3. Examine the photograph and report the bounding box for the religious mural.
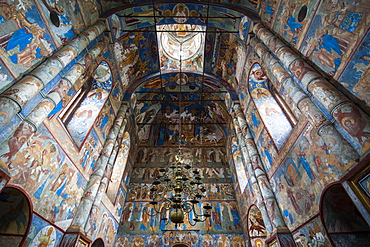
[270,124,355,229]
[25,214,63,247]
[299,0,370,77]
[292,216,331,247]
[65,61,113,147]
[0,1,369,247]
[247,205,267,240]
[273,1,317,47]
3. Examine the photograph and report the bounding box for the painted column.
[0,38,108,172]
[232,117,273,233]
[0,21,106,131]
[249,37,359,166]
[69,105,128,232]
[234,104,287,231]
[253,23,370,154]
[84,126,128,233]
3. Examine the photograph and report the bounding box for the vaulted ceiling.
[104,2,258,147]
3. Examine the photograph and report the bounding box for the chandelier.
[144,37,212,228]
[144,150,212,227]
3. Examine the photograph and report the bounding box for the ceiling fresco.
[106,3,253,147]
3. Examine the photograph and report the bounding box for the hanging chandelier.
[144,150,212,227]
[144,36,212,228]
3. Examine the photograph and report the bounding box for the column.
[69,105,128,232]
[0,21,106,132]
[249,37,359,166]
[0,37,108,173]
[84,128,128,233]
[253,23,370,155]
[232,117,273,234]
[234,104,287,229]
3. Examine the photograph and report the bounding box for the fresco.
[106,132,131,202]
[134,147,228,167]
[128,183,234,201]
[299,0,370,77]
[114,27,159,88]
[256,129,277,173]
[273,1,319,47]
[95,209,119,246]
[0,62,14,94]
[110,81,123,113]
[211,33,247,88]
[248,205,267,239]
[65,61,113,147]
[270,125,350,229]
[292,216,331,247]
[94,101,115,143]
[231,137,248,193]
[337,31,370,108]
[114,233,245,247]
[157,24,205,72]
[76,0,100,27]
[0,0,56,80]
[135,92,228,147]
[259,0,278,26]
[2,124,87,231]
[37,0,85,47]
[26,218,63,247]
[249,63,292,149]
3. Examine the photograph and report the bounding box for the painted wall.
[117,147,245,246]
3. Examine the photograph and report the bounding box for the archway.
[321,184,370,245]
[172,244,190,247]
[0,187,31,246]
[91,238,105,247]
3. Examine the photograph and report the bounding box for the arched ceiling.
[104,2,257,147]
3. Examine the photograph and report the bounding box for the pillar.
[249,37,359,166]
[232,117,273,234]
[69,106,128,232]
[0,37,108,173]
[0,21,106,132]
[234,103,296,245]
[253,23,370,155]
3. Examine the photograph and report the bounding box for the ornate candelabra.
[144,150,212,228]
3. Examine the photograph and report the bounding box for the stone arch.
[171,244,190,247]
[321,183,370,246]
[0,187,32,246]
[91,238,105,247]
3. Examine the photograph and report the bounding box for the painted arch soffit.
[109,3,252,90]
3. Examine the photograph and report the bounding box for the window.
[62,61,113,147]
[231,137,248,193]
[249,63,293,149]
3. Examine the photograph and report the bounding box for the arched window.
[249,63,293,149]
[106,132,131,203]
[0,187,31,246]
[62,61,113,147]
[231,137,248,193]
